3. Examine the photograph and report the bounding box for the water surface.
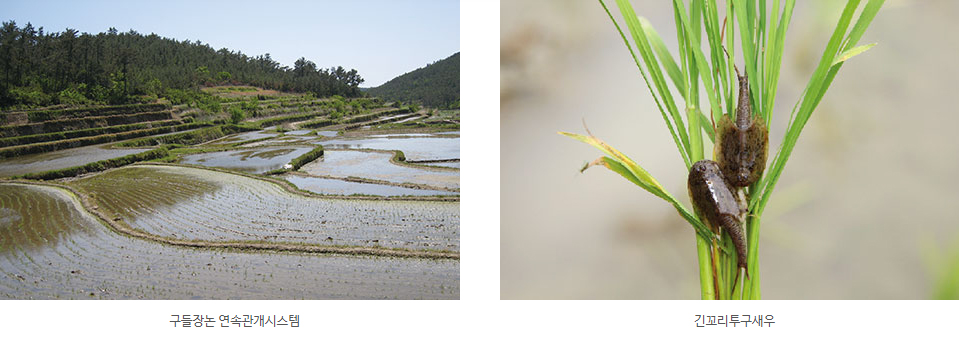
[0,143,149,177]
[283,174,457,196]
[180,146,313,173]
[300,150,459,189]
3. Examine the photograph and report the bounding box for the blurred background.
[501,0,959,299]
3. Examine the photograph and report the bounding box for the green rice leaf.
[831,43,876,66]
[671,0,724,132]
[560,131,713,239]
[600,0,691,168]
[641,17,687,100]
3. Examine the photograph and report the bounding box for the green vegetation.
[115,124,257,147]
[289,145,324,171]
[253,109,329,128]
[21,102,170,122]
[0,22,365,109]
[344,108,411,124]
[1,110,174,137]
[0,122,210,158]
[204,86,259,93]
[300,119,336,129]
[228,105,245,124]
[563,0,882,299]
[16,146,170,180]
[0,118,186,147]
[367,52,459,109]
[299,107,409,129]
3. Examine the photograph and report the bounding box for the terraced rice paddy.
[180,146,314,173]
[0,94,461,299]
[0,143,149,177]
[283,174,457,197]
[73,165,460,251]
[285,130,314,136]
[424,161,460,169]
[0,183,458,299]
[204,130,276,145]
[299,150,459,190]
[317,134,460,161]
[241,136,318,147]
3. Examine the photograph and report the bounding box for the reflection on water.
[300,150,459,189]
[240,135,317,147]
[424,161,460,169]
[73,166,223,219]
[285,130,313,136]
[0,184,94,255]
[317,134,459,161]
[205,130,275,145]
[180,146,313,173]
[0,181,458,299]
[0,143,149,177]
[79,165,459,250]
[283,174,457,196]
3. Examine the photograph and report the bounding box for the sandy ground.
[501,0,959,299]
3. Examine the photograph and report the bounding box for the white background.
[3,1,956,336]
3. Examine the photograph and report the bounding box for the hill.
[0,21,364,109]
[367,52,459,109]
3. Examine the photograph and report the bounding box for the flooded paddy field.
[283,174,457,197]
[299,150,459,190]
[284,130,314,136]
[422,161,460,169]
[0,143,149,177]
[72,165,460,252]
[203,129,276,145]
[317,134,460,162]
[179,146,314,173]
[0,96,460,299]
[0,183,458,300]
[241,135,318,147]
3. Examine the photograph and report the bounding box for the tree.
[367,52,459,108]
[229,105,244,124]
[0,21,368,109]
[215,71,231,84]
[194,66,210,88]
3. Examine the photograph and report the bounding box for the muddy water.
[282,174,457,196]
[317,134,459,161]
[300,150,459,189]
[0,184,96,255]
[0,143,149,177]
[180,146,314,173]
[0,183,458,299]
[73,165,459,252]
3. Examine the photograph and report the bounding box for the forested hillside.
[367,52,459,108]
[0,21,364,109]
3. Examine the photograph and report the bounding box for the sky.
[1,0,460,87]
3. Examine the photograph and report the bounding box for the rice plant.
[560,0,883,299]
